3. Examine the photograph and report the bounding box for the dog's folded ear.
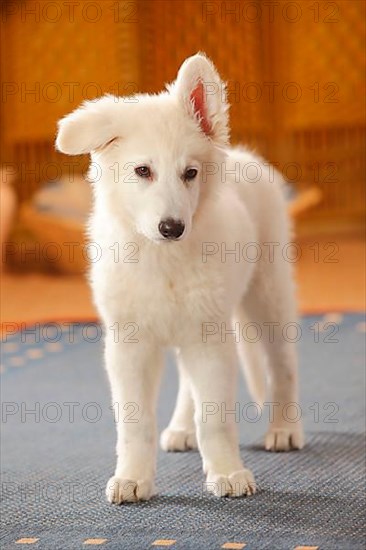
[56,95,118,155]
[172,53,229,145]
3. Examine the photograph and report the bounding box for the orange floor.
[1,234,365,326]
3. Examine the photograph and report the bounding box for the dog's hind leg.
[241,259,304,452]
[160,353,198,452]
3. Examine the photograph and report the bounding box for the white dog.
[56,54,304,503]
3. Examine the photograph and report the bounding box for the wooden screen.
[1,0,365,227]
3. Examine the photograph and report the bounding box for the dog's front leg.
[180,340,256,497]
[104,332,163,504]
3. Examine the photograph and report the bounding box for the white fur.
[56,54,304,503]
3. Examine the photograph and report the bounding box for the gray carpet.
[1,314,365,549]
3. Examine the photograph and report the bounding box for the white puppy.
[56,54,304,503]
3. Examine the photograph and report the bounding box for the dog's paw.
[265,427,304,452]
[205,468,256,497]
[160,428,198,452]
[106,475,154,504]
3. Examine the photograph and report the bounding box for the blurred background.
[1,0,365,324]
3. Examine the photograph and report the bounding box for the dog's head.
[56,54,229,242]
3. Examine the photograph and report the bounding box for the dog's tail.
[236,314,267,407]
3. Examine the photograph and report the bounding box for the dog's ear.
[56,95,118,155]
[172,53,229,145]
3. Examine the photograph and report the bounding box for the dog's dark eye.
[135,166,151,178]
[184,168,198,181]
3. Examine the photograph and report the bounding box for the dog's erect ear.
[172,53,229,145]
[56,95,118,155]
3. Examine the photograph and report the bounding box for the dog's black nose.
[158,218,185,240]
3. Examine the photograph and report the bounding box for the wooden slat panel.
[1,0,364,224]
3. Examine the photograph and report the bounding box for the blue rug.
[1,314,365,549]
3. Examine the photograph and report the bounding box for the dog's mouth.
[154,235,185,244]
[146,232,188,245]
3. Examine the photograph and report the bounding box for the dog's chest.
[101,251,223,311]
[91,244,247,343]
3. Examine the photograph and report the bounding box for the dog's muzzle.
[158,218,185,240]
